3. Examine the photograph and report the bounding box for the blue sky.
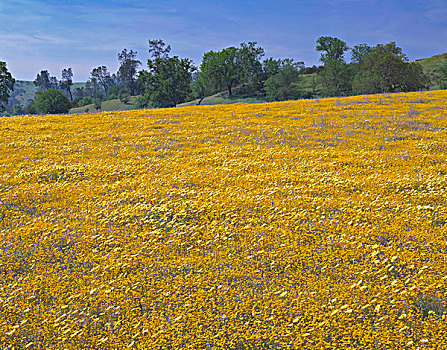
[0,0,446,81]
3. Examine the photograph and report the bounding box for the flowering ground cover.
[1,90,447,349]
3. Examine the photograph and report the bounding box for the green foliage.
[318,58,353,96]
[437,62,447,89]
[316,36,349,63]
[118,49,141,96]
[413,294,446,320]
[24,100,37,114]
[139,56,195,107]
[91,66,112,94]
[316,37,352,96]
[60,68,73,100]
[188,73,209,104]
[415,53,447,89]
[69,95,139,113]
[120,93,130,104]
[138,41,196,108]
[34,70,58,90]
[0,61,15,112]
[201,47,242,96]
[351,44,373,64]
[94,98,102,110]
[12,104,25,115]
[34,88,71,114]
[107,84,125,100]
[77,96,94,107]
[352,42,428,94]
[264,60,303,101]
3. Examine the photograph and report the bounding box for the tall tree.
[118,49,141,96]
[316,36,349,62]
[238,42,265,88]
[0,61,15,112]
[91,66,112,94]
[200,47,243,96]
[85,77,103,99]
[138,39,196,107]
[34,70,58,90]
[60,68,73,100]
[189,72,210,105]
[316,36,352,96]
[200,43,266,96]
[148,39,171,59]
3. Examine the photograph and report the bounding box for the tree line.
[1,36,447,115]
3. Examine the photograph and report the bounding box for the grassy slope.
[69,95,140,114]
[415,53,447,89]
[179,74,322,107]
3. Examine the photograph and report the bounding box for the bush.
[94,98,101,110]
[34,89,71,114]
[77,97,94,107]
[120,93,130,104]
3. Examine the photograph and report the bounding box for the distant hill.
[415,53,447,89]
[7,81,86,109]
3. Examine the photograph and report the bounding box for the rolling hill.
[415,52,447,89]
[7,81,85,109]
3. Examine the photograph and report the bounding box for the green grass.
[69,95,140,114]
[177,92,267,107]
[415,53,447,89]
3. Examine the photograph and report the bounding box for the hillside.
[1,90,447,347]
[7,81,85,109]
[415,52,447,89]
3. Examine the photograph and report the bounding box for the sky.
[0,0,446,81]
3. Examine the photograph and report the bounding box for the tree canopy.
[316,36,352,96]
[118,49,141,96]
[264,59,303,101]
[0,61,15,112]
[34,70,58,90]
[138,39,196,108]
[34,88,71,114]
[352,42,428,94]
[60,68,73,100]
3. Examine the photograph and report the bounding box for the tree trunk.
[228,85,232,96]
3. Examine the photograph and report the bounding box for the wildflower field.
[1,90,447,349]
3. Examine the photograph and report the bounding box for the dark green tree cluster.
[316,36,428,96]
[436,62,447,89]
[0,61,15,112]
[137,40,196,108]
[3,36,440,116]
[195,42,309,102]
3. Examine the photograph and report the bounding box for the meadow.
[1,90,447,349]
